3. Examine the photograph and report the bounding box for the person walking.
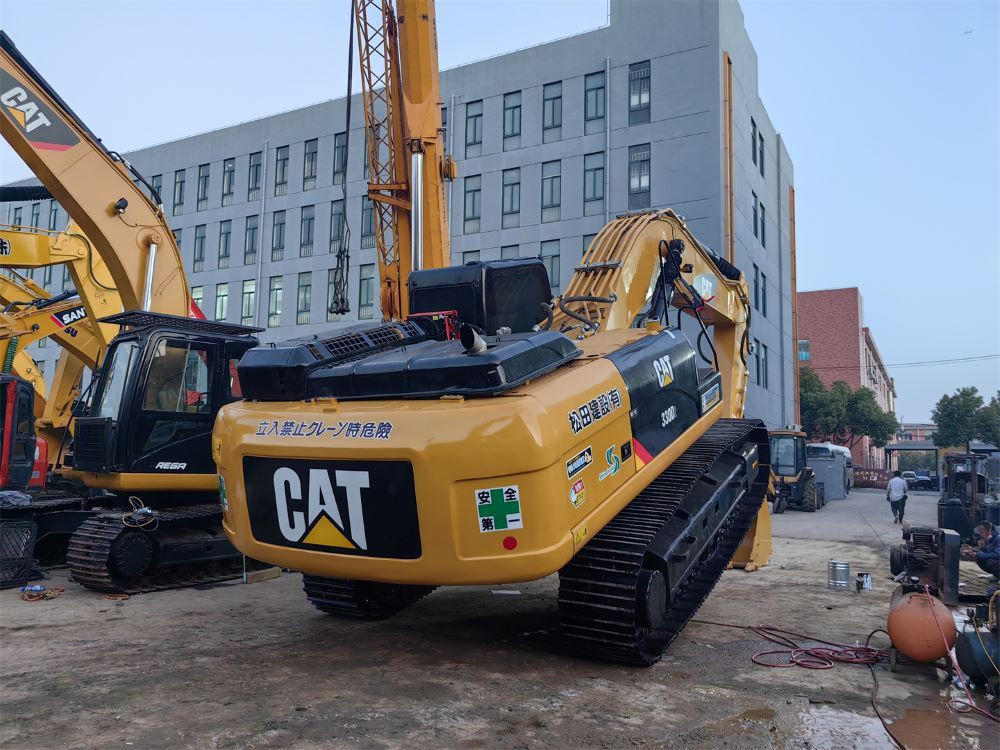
[886,470,908,524]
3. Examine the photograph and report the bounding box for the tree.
[799,367,898,447]
[932,387,985,452]
[978,391,1000,448]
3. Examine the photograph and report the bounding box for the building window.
[761,272,768,317]
[762,343,769,389]
[37,361,45,377]
[300,205,315,257]
[760,203,766,248]
[215,283,228,322]
[542,81,562,143]
[751,118,758,165]
[296,272,311,325]
[628,60,651,125]
[268,276,283,327]
[752,192,759,238]
[503,91,521,151]
[797,340,811,362]
[628,144,651,209]
[150,175,163,206]
[752,264,760,311]
[441,106,448,147]
[248,152,262,201]
[333,132,347,185]
[191,286,203,312]
[62,266,72,291]
[196,164,210,210]
[271,210,286,261]
[274,145,289,196]
[218,219,232,269]
[462,250,480,265]
[42,265,52,289]
[363,128,374,180]
[241,279,256,326]
[584,72,606,135]
[501,245,519,260]
[540,240,560,294]
[173,229,181,252]
[541,160,561,223]
[244,215,258,266]
[583,234,597,253]
[222,158,235,206]
[465,100,483,158]
[330,199,345,252]
[753,338,761,386]
[47,200,59,230]
[758,133,765,178]
[501,169,520,229]
[173,169,185,215]
[302,139,318,190]
[30,203,40,228]
[583,152,605,216]
[358,263,375,320]
[361,197,375,249]
[10,206,21,228]
[193,225,206,273]
[464,175,481,234]
[38,334,46,349]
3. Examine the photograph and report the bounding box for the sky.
[1,0,997,422]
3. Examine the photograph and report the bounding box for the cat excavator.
[211,0,772,665]
[1,29,259,589]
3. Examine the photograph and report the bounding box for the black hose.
[535,302,554,331]
[557,294,617,333]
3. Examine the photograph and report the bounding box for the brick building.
[797,287,896,469]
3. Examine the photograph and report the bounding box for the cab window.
[143,341,212,413]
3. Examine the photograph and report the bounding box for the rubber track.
[302,574,436,619]
[66,504,251,594]
[557,418,768,665]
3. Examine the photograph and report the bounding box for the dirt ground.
[1,489,996,749]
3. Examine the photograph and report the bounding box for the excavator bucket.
[729,502,772,571]
[728,474,775,571]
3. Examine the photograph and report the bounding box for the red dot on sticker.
[502,536,518,550]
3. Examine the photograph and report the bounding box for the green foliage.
[932,387,986,450]
[798,366,899,448]
[979,392,1000,448]
[897,450,936,473]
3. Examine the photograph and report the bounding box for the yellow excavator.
[212,0,772,665]
[1,29,259,590]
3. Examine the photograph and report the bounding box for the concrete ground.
[1,489,996,749]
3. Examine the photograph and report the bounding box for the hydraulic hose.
[2,337,19,373]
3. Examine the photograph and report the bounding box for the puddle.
[887,708,957,750]
[793,706,889,749]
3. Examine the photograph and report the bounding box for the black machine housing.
[0,375,36,492]
[889,524,961,605]
[239,259,577,402]
[73,313,259,484]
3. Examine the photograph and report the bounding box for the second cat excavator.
[1,29,260,590]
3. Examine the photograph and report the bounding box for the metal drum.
[827,560,850,589]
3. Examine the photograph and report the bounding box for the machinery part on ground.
[889,525,961,605]
[65,504,251,594]
[558,419,768,664]
[954,629,1000,690]
[0,518,38,588]
[303,574,436,619]
[887,588,956,662]
[939,453,1000,543]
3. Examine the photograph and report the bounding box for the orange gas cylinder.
[887,590,956,662]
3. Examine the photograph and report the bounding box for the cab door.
[127,336,219,476]
[0,378,36,491]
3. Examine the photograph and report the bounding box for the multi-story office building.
[2,0,796,428]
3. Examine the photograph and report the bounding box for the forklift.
[939,453,1000,543]
[769,427,822,513]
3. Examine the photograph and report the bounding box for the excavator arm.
[1,30,189,315]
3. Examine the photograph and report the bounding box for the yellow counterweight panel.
[216,328,724,585]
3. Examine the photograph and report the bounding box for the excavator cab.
[73,313,259,493]
[0,375,36,492]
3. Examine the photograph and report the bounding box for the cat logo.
[1,70,80,150]
[273,467,370,550]
[652,354,674,388]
